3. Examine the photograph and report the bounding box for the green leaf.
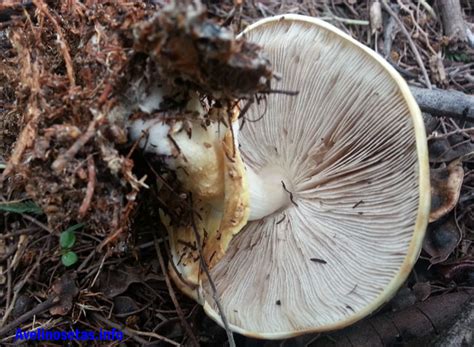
[61,251,78,267]
[60,230,76,249]
[59,223,84,249]
[446,52,469,63]
[0,201,43,215]
[63,223,85,234]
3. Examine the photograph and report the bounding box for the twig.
[0,2,34,24]
[76,248,96,272]
[396,0,436,55]
[21,214,53,234]
[51,113,105,173]
[154,237,199,347]
[382,4,398,58]
[417,0,437,20]
[281,180,298,207]
[91,312,180,346]
[188,194,236,347]
[78,156,96,218]
[409,86,474,120]
[381,0,432,89]
[0,296,57,337]
[320,15,369,26]
[114,303,151,318]
[428,127,474,140]
[89,252,107,289]
[5,259,12,315]
[1,247,44,327]
[0,227,38,239]
[32,0,75,88]
[0,31,41,181]
[129,328,183,346]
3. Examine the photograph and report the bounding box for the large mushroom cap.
[201,15,430,338]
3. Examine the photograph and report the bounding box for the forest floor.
[0,1,473,346]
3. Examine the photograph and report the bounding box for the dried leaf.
[113,296,140,316]
[312,292,473,346]
[390,286,417,311]
[413,282,431,302]
[429,135,474,163]
[96,267,144,298]
[437,257,474,283]
[423,217,461,264]
[49,273,79,316]
[429,160,464,222]
[12,294,34,318]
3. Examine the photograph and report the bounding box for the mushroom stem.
[246,166,291,221]
[129,117,290,220]
[128,117,226,202]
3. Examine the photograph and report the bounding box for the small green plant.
[446,52,470,63]
[59,223,84,267]
[0,200,43,215]
[61,251,79,267]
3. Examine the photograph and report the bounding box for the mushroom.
[196,15,430,338]
[130,14,430,338]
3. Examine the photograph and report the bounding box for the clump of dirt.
[133,1,273,100]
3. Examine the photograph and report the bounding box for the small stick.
[91,312,180,346]
[320,15,369,26]
[276,214,286,225]
[78,156,96,218]
[0,227,38,239]
[154,237,200,347]
[428,127,474,140]
[21,215,53,234]
[33,0,75,88]
[52,114,105,172]
[281,181,299,207]
[76,248,96,272]
[1,248,44,327]
[0,296,58,337]
[381,0,432,89]
[259,89,299,95]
